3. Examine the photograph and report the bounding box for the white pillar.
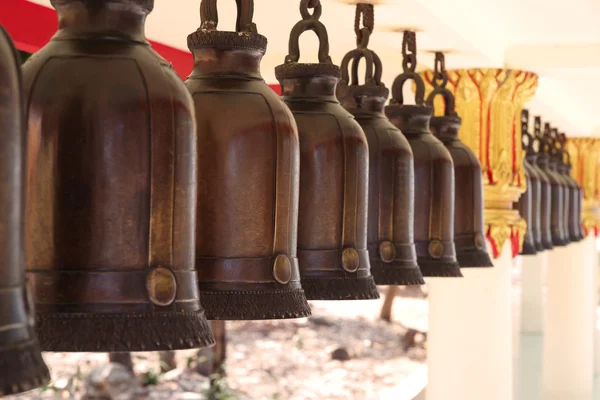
[542,236,595,400]
[594,238,600,377]
[516,253,547,400]
[427,242,513,400]
[519,253,546,333]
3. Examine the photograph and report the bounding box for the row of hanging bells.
[518,111,584,256]
[0,0,502,379]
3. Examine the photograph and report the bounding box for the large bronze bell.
[0,26,50,395]
[550,128,572,246]
[22,0,214,351]
[336,5,423,286]
[276,0,379,300]
[186,0,311,319]
[557,133,585,241]
[427,53,493,267]
[532,117,554,250]
[542,124,569,246]
[385,34,461,277]
[518,110,540,254]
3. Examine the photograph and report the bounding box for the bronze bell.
[385,33,461,277]
[336,5,423,286]
[556,133,583,242]
[532,117,554,250]
[518,110,540,254]
[186,0,311,319]
[547,125,571,246]
[557,133,585,241]
[275,0,379,300]
[22,0,214,351]
[537,122,568,246]
[0,26,50,395]
[550,127,571,246]
[427,53,493,267]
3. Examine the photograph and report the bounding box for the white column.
[519,253,546,333]
[516,252,547,400]
[594,238,600,377]
[427,242,513,400]
[542,236,595,400]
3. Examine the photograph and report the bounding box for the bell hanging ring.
[23,0,214,351]
[427,53,494,267]
[0,26,50,395]
[385,37,462,277]
[275,0,379,299]
[337,4,423,285]
[187,0,310,319]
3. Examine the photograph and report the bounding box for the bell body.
[544,158,569,246]
[385,105,462,277]
[524,156,544,252]
[560,164,583,242]
[186,30,310,319]
[22,0,213,351]
[275,63,379,300]
[337,84,423,285]
[430,115,494,267]
[0,26,50,394]
[532,155,554,250]
[517,162,538,254]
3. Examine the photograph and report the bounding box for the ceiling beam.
[506,43,600,70]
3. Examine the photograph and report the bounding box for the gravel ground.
[7,290,428,400]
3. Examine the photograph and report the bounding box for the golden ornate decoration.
[421,69,538,257]
[565,138,600,236]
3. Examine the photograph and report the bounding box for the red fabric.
[269,84,282,95]
[486,226,500,259]
[511,229,519,258]
[1,0,284,92]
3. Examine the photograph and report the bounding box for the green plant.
[205,373,236,400]
[141,370,160,386]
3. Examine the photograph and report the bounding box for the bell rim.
[0,339,50,396]
[456,248,495,268]
[199,288,311,320]
[301,276,380,301]
[35,310,214,352]
[370,261,425,286]
[417,258,463,278]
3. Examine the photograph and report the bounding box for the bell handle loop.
[340,48,379,86]
[351,49,383,86]
[285,18,332,64]
[425,87,456,117]
[200,0,256,33]
[390,72,425,106]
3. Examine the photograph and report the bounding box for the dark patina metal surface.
[540,124,569,246]
[276,0,379,299]
[385,34,461,277]
[337,5,423,285]
[186,0,310,319]
[518,111,540,254]
[0,25,50,395]
[427,53,493,267]
[22,0,213,351]
[531,117,554,250]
